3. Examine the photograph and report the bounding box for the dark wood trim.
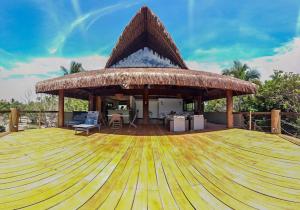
[58,89,64,127]
[195,95,204,114]
[143,85,149,124]
[226,90,233,128]
[88,95,95,111]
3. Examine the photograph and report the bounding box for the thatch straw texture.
[105,6,188,69]
[36,68,256,94]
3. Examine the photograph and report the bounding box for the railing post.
[226,90,233,128]
[271,109,281,134]
[9,108,19,132]
[249,111,252,130]
[38,111,41,128]
[58,90,65,128]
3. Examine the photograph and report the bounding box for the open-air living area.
[0,3,300,210]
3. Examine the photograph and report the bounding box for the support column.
[226,90,233,128]
[271,109,281,134]
[9,108,19,132]
[143,85,149,124]
[195,95,204,114]
[58,89,64,127]
[129,96,134,110]
[95,96,102,112]
[88,95,95,111]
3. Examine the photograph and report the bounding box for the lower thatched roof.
[36,68,256,99]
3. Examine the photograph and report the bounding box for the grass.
[0,128,299,209]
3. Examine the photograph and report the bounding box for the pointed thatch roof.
[105,6,188,69]
[35,6,257,100]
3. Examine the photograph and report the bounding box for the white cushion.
[192,115,204,130]
[173,116,185,132]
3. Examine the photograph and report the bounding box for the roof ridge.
[105,6,188,69]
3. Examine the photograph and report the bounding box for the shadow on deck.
[73,122,227,136]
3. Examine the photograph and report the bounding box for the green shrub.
[0,125,5,132]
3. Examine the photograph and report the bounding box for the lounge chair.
[66,112,87,128]
[73,111,100,135]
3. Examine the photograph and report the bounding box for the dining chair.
[109,114,122,129]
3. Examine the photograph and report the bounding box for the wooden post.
[143,85,149,124]
[95,96,102,112]
[236,113,243,128]
[195,95,204,114]
[38,111,41,128]
[58,89,64,128]
[88,95,95,111]
[271,109,281,134]
[129,96,135,110]
[249,111,252,130]
[226,90,233,128]
[9,108,19,132]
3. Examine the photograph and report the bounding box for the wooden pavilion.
[36,6,256,128]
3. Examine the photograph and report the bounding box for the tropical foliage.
[206,61,299,113]
[222,60,261,84]
[60,61,85,75]
[0,96,87,112]
[0,61,299,114]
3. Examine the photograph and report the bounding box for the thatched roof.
[36,68,256,100]
[105,6,188,69]
[35,6,257,100]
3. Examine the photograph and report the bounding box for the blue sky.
[0,0,300,100]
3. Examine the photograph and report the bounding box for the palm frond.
[70,61,85,74]
[222,68,232,76]
[60,66,69,75]
[246,69,261,81]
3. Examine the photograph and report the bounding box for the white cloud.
[0,55,108,79]
[0,55,108,101]
[238,25,273,41]
[1,37,300,101]
[186,60,222,74]
[49,2,139,54]
[245,37,300,81]
[188,37,300,81]
[296,9,300,36]
[0,77,41,102]
[187,0,195,35]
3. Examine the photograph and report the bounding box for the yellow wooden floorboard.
[151,136,181,210]
[0,128,299,209]
[0,141,122,209]
[115,140,143,210]
[177,135,300,199]
[0,138,118,199]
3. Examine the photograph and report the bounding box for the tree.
[254,70,300,112]
[222,60,261,83]
[222,61,261,111]
[205,99,226,112]
[59,61,88,111]
[65,98,88,112]
[61,61,85,75]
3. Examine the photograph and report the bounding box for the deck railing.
[0,109,299,138]
[0,110,59,131]
[237,111,300,138]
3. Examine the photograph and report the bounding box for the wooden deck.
[0,127,299,209]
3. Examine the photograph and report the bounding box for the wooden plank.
[0,127,299,209]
